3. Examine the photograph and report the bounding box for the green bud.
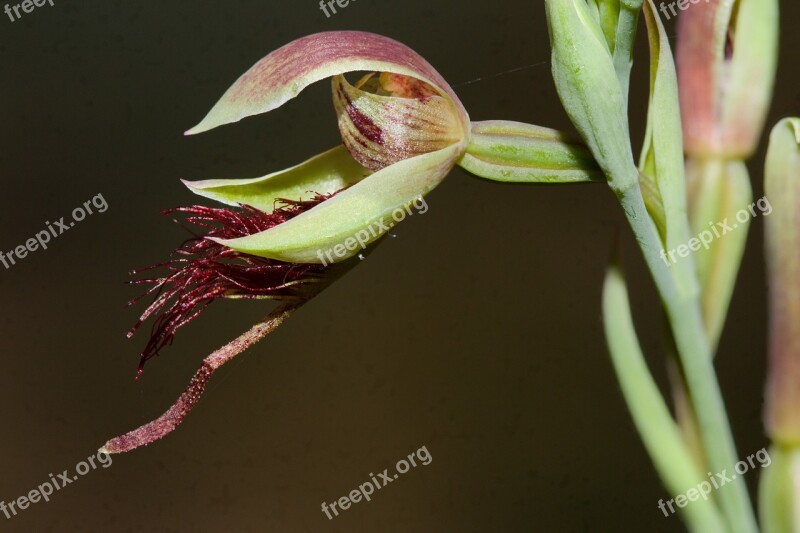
[764,118,800,444]
[545,0,639,194]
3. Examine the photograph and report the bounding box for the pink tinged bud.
[764,118,800,444]
[677,0,778,158]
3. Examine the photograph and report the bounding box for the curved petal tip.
[185,31,467,135]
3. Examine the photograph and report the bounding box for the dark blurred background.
[0,0,797,531]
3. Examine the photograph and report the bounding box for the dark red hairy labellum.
[128,196,330,376]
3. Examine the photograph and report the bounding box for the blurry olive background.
[0,1,797,531]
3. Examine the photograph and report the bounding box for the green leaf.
[611,0,643,99]
[640,0,697,299]
[603,265,726,533]
[598,0,621,53]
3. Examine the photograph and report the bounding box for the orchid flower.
[101,31,599,454]
[179,32,475,265]
[180,32,599,264]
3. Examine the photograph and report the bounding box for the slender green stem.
[614,178,758,533]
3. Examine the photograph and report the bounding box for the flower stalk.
[458,120,603,183]
[671,0,778,505]
[546,0,757,529]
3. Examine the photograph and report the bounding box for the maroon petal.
[128,197,331,375]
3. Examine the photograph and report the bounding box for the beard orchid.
[101,31,599,454]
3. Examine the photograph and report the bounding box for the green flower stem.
[615,178,758,533]
[603,265,726,532]
[543,1,755,527]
